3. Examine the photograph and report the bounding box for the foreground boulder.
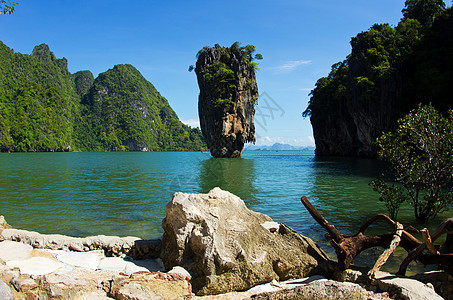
[161,188,329,295]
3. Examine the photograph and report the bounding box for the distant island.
[194,43,261,158]
[0,42,206,152]
[244,143,315,151]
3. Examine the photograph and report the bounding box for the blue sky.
[1,0,408,146]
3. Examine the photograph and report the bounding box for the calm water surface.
[0,151,449,273]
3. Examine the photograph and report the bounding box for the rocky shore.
[0,188,451,299]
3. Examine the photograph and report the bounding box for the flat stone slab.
[0,240,168,278]
[123,259,166,274]
[52,250,104,270]
[0,241,32,261]
[6,257,64,276]
[97,257,128,272]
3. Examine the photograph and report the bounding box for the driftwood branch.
[368,222,403,279]
[301,196,453,275]
[301,196,393,270]
[421,228,439,255]
[397,218,453,275]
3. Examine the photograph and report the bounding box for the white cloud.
[181,118,200,128]
[275,60,312,72]
[307,136,315,145]
[300,87,313,92]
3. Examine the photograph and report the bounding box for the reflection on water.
[197,157,258,209]
[306,156,387,235]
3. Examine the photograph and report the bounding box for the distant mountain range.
[0,42,206,152]
[244,143,315,151]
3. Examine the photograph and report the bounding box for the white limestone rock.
[161,187,329,295]
[0,241,32,261]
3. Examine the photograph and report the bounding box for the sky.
[0,0,408,146]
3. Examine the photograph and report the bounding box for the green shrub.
[372,104,453,221]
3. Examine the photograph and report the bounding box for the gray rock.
[168,266,191,280]
[411,271,453,300]
[109,272,192,300]
[20,278,38,292]
[0,279,12,300]
[52,249,104,270]
[0,216,11,231]
[247,280,383,300]
[371,271,443,300]
[161,188,329,295]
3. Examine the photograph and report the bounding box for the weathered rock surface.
[108,272,192,300]
[161,187,329,295]
[371,271,443,300]
[332,267,445,300]
[246,279,387,300]
[0,261,190,300]
[0,211,450,299]
[0,238,188,299]
[31,43,68,70]
[307,11,453,158]
[195,44,258,158]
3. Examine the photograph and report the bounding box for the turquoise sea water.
[0,151,449,273]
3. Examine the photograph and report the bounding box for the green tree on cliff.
[192,42,262,107]
[0,0,17,15]
[371,104,453,221]
[402,0,446,26]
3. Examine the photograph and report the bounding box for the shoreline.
[1,215,451,299]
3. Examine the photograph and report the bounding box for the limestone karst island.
[194,43,261,158]
[0,0,452,299]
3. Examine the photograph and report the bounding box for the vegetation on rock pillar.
[370,104,453,222]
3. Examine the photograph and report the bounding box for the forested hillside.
[0,42,206,152]
[304,0,453,157]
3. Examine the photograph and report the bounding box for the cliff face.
[195,44,258,158]
[311,36,403,158]
[306,9,453,157]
